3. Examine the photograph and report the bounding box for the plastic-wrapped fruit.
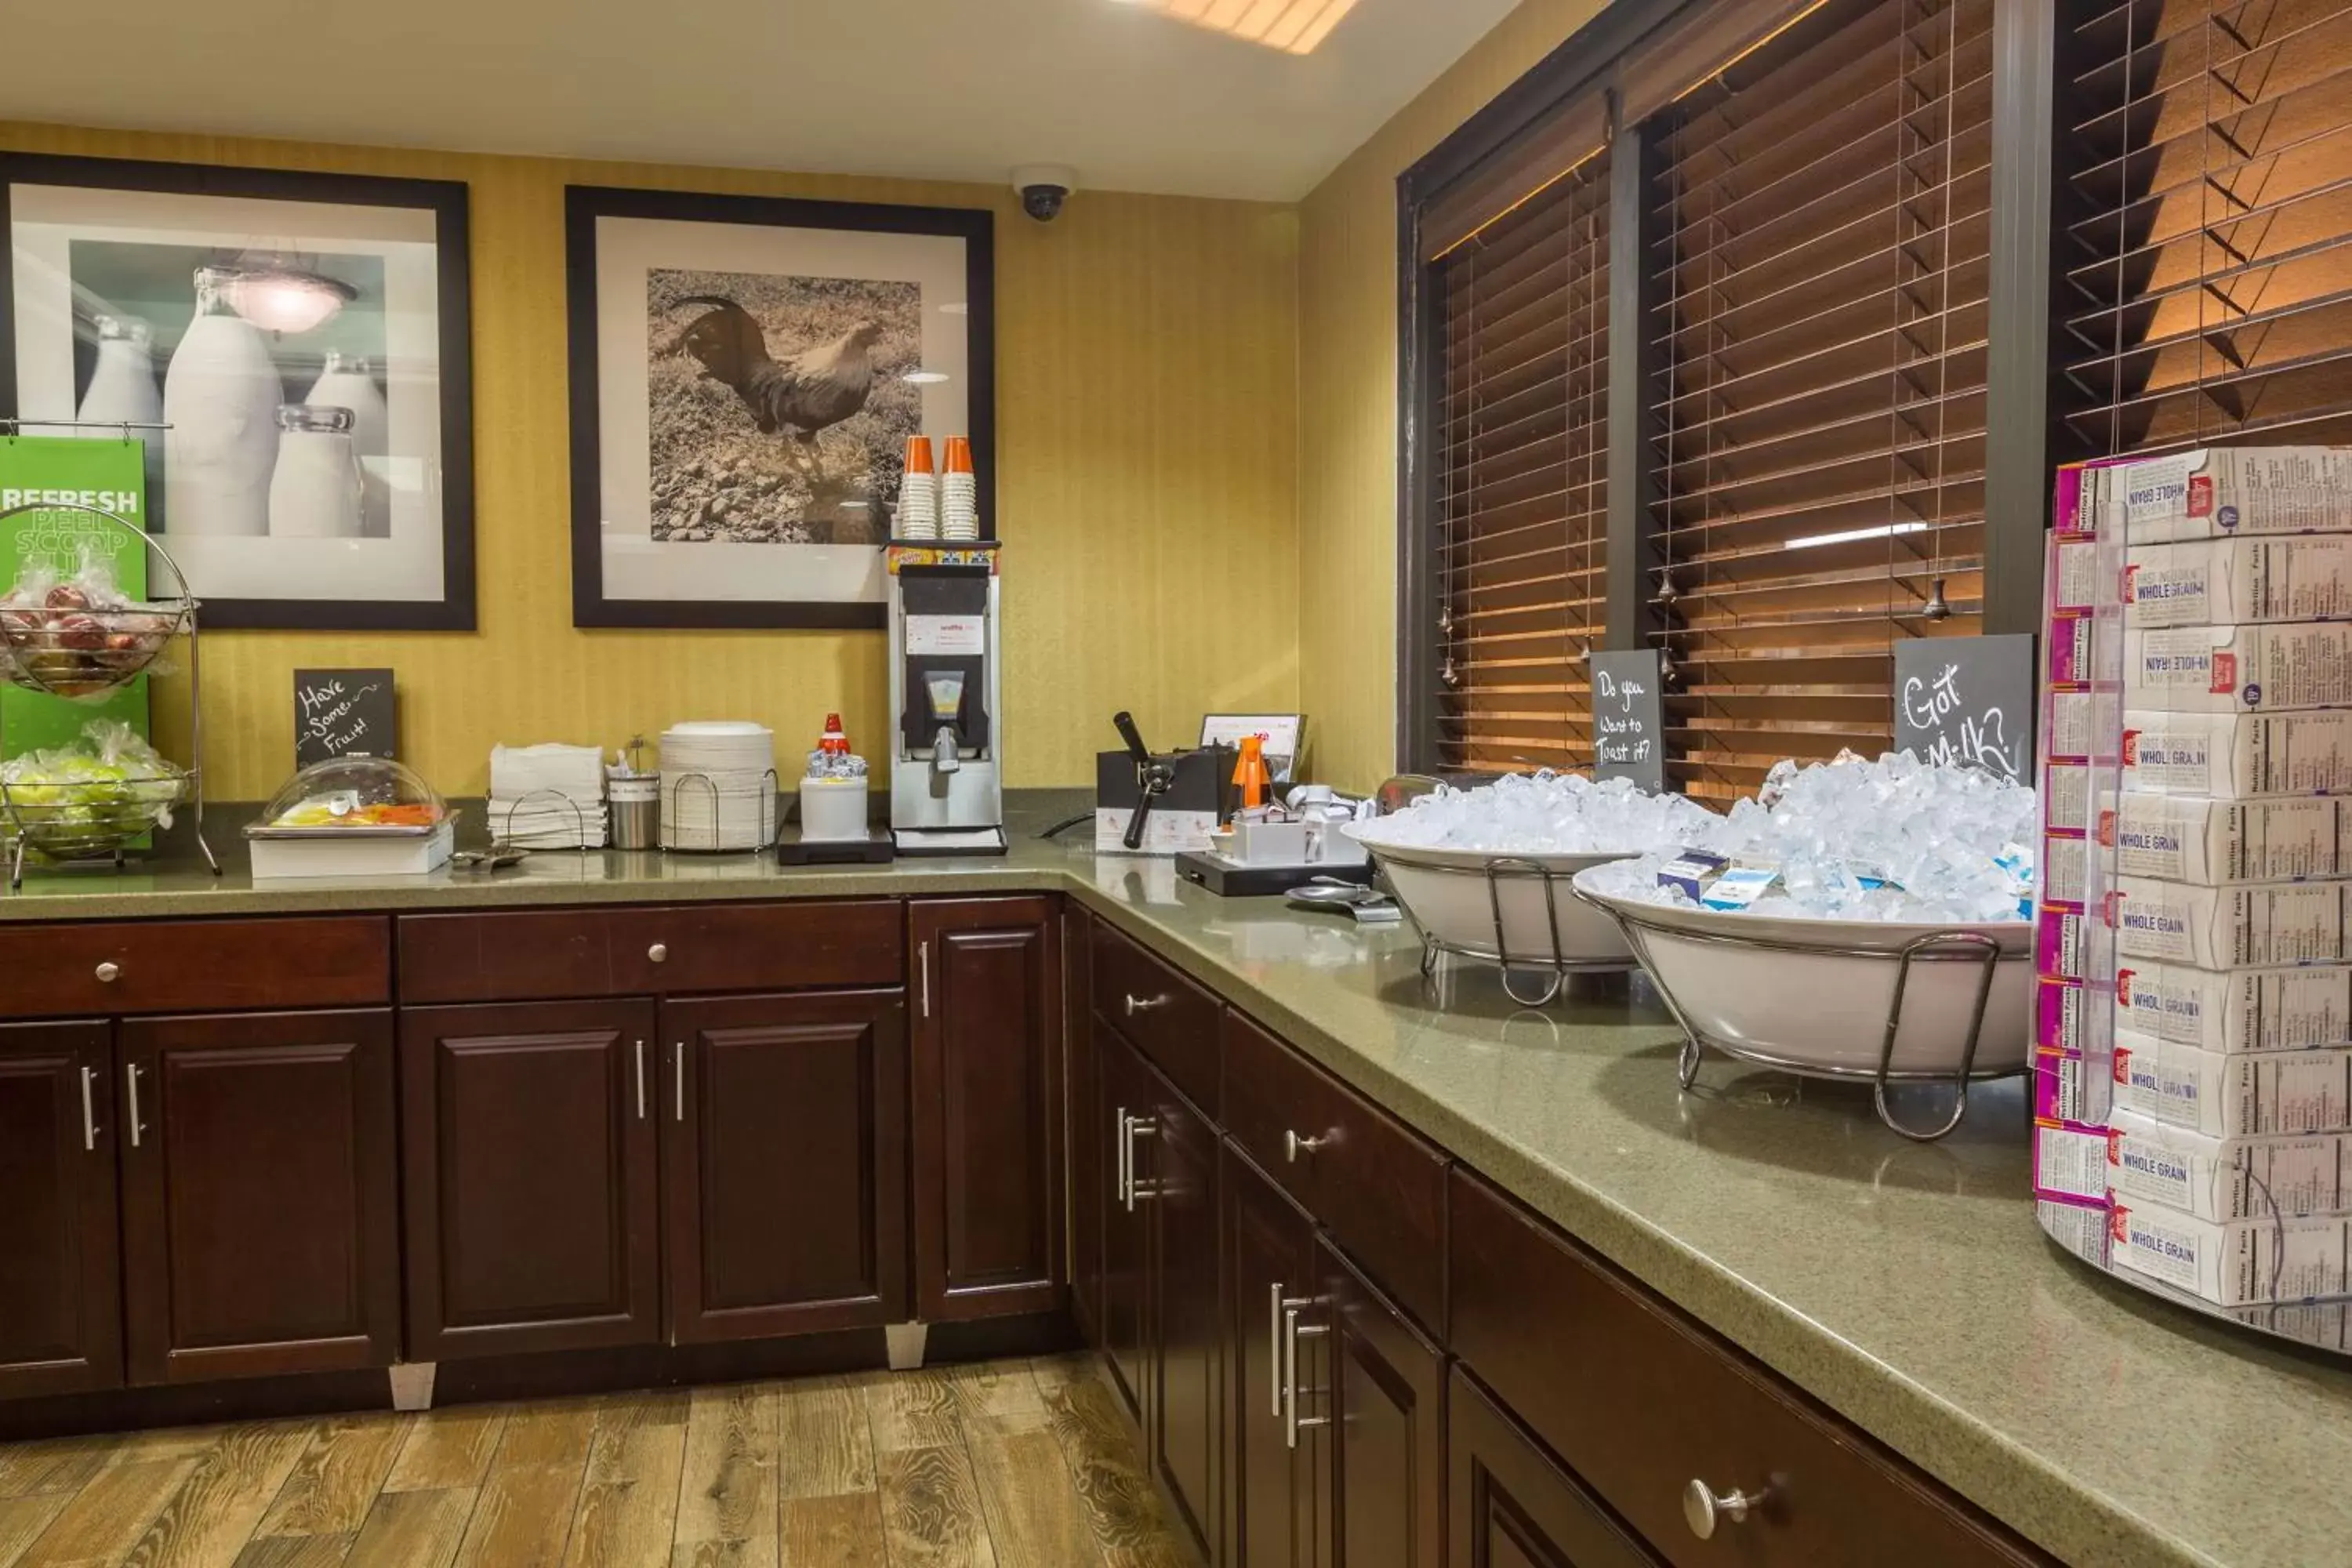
[43,584,89,612]
[96,631,150,670]
[51,614,105,652]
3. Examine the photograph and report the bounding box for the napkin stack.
[488,743,608,848]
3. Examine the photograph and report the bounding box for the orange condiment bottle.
[1233,734,1271,811]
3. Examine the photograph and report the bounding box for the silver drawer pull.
[125,1062,145,1148]
[1283,1305,1331,1450]
[1682,1479,1762,1539]
[1123,993,1169,1017]
[79,1065,98,1152]
[1284,1129,1329,1163]
[1122,1114,1158,1210]
[648,942,668,964]
[94,960,120,983]
[633,1040,647,1120]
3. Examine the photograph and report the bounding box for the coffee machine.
[887,542,1006,855]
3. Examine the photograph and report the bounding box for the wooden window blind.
[1430,144,1612,775]
[1646,0,1995,800]
[2060,0,2352,456]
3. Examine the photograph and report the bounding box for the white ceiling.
[0,0,1521,201]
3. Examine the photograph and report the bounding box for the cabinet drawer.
[1449,1171,2045,1568]
[1091,921,1218,1115]
[397,901,904,1003]
[0,916,389,1018]
[1225,1009,1447,1334]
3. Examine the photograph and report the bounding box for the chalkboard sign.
[1893,635,2032,782]
[1590,649,1666,793]
[294,669,397,769]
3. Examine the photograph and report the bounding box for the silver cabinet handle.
[1283,1304,1330,1450]
[1123,993,1169,1017]
[1269,1283,1287,1416]
[79,1065,97,1152]
[674,1044,685,1121]
[94,960,120,983]
[1114,1105,1130,1205]
[919,940,931,1018]
[1122,1114,1158,1210]
[1284,1129,1330,1163]
[633,1040,647,1120]
[1682,1480,1762,1539]
[648,942,668,964]
[124,1062,144,1149]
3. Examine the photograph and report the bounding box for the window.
[1428,147,1612,775]
[1646,0,1995,800]
[2059,0,2352,458]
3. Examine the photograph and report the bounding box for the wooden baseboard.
[0,1311,1080,1441]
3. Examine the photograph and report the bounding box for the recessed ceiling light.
[1116,0,1361,55]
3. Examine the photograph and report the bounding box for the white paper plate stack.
[659,721,777,851]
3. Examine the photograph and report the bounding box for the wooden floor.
[0,1356,1195,1568]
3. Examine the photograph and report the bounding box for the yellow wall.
[1298,0,1608,792]
[0,122,1301,799]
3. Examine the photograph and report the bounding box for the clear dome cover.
[253,753,446,833]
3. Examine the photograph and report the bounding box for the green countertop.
[7,800,2347,1567]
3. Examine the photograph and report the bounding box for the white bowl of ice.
[1344,774,1714,971]
[1565,753,2038,1080]
[1570,863,2033,1077]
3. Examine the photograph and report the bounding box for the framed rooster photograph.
[564,185,993,628]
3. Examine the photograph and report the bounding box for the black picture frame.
[564,183,996,630]
[0,151,476,631]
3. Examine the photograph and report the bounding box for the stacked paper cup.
[898,436,938,540]
[942,436,979,541]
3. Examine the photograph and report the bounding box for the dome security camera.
[1012,165,1078,223]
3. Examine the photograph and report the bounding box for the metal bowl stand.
[1593,899,2017,1142]
[1396,854,1638,1007]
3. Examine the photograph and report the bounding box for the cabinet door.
[911,897,1062,1322]
[121,1011,399,1385]
[1067,905,1103,1343]
[1449,1369,1660,1568]
[0,1022,120,1399]
[664,990,909,1342]
[1324,1237,1445,1568]
[1099,1020,1153,1424]
[1149,1065,1223,1563]
[401,1000,660,1360]
[1225,1143,1319,1568]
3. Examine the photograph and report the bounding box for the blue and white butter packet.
[1657,849,1730,901]
[1700,866,1780,911]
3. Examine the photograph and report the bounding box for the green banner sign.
[0,433,151,758]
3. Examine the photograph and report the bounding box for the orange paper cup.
[943,435,975,474]
[903,435,936,476]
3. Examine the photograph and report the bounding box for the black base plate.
[776,829,895,866]
[1173,852,1375,898]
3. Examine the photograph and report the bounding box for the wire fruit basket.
[0,499,216,887]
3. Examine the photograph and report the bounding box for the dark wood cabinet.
[1099,1018,1155,1424]
[400,1000,660,1360]
[1450,1368,1661,1568]
[1225,1142,1323,1568]
[1149,1064,1225,1563]
[1323,1236,1444,1568]
[0,1022,120,1400]
[911,898,1062,1322]
[1067,905,1103,1342]
[119,1011,400,1385]
[663,989,909,1341]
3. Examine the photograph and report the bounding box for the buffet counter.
[2,799,2346,1568]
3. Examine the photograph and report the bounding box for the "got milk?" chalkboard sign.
[1893,635,2031,782]
[294,669,397,769]
[1589,649,1665,793]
